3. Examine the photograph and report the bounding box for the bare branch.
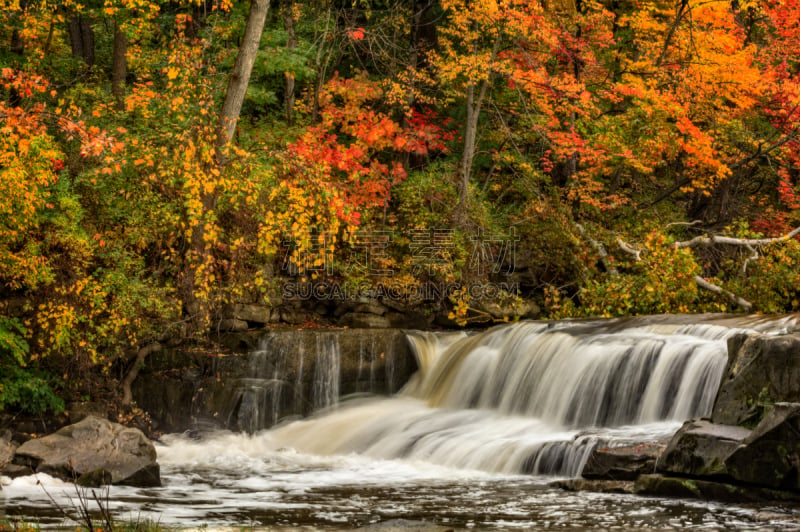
[694,276,753,312]
[616,238,642,261]
[575,224,619,275]
[741,244,759,275]
[673,226,800,249]
[665,220,702,229]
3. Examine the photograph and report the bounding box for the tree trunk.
[459,80,479,207]
[656,0,689,68]
[311,6,334,123]
[111,22,127,111]
[282,2,297,125]
[182,0,270,334]
[121,343,162,406]
[216,0,270,156]
[67,15,95,66]
[456,32,501,223]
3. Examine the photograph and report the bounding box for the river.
[3,315,800,529]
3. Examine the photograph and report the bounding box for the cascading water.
[266,316,795,477]
[312,333,341,410]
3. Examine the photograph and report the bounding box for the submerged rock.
[552,478,634,494]
[355,520,455,532]
[657,419,750,478]
[12,416,160,487]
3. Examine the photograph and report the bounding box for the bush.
[0,316,64,415]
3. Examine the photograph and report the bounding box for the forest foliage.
[2,0,800,414]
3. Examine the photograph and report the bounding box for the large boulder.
[725,402,800,490]
[582,442,665,481]
[12,416,160,487]
[657,419,751,478]
[712,333,800,427]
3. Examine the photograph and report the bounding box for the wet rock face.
[649,403,800,496]
[656,419,751,478]
[582,442,666,481]
[712,333,800,427]
[633,473,800,504]
[133,328,418,433]
[725,402,800,490]
[11,416,160,487]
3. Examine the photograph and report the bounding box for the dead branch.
[616,238,642,261]
[665,220,702,229]
[694,276,753,312]
[575,224,619,275]
[741,244,759,275]
[674,226,800,249]
[616,230,756,311]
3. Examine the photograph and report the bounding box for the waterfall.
[312,333,341,410]
[268,315,798,476]
[407,321,729,428]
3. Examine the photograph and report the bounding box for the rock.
[353,301,388,316]
[634,473,800,503]
[386,311,433,329]
[223,303,274,324]
[217,318,249,332]
[551,478,634,494]
[1,429,17,469]
[1,463,32,478]
[12,416,160,487]
[712,333,800,427]
[339,312,392,328]
[279,307,307,325]
[657,419,750,478]
[634,474,722,501]
[76,468,113,487]
[725,402,800,490]
[355,520,454,532]
[582,442,665,480]
[472,295,540,321]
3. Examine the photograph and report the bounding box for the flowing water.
[3,315,800,529]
